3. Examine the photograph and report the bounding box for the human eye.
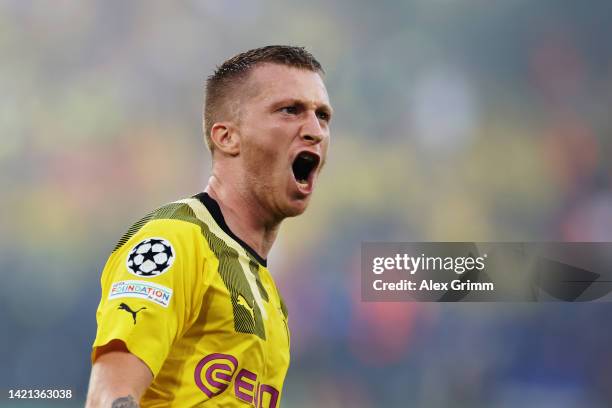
[279,105,298,115]
[316,110,331,122]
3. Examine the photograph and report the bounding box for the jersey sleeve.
[92,218,208,376]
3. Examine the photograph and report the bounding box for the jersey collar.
[194,192,268,267]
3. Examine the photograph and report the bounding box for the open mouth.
[292,151,320,186]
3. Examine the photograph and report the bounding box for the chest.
[196,249,291,374]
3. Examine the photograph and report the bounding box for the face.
[236,63,332,221]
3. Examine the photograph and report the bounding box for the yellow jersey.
[92,192,290,407]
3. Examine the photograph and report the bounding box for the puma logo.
[118,302,146,324]
[237,294,255,322]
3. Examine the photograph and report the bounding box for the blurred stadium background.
[2,1,612,407]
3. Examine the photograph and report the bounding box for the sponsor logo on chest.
[194,353,280,408]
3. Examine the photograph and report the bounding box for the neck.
[204,173,280,260]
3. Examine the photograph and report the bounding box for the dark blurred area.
[1,1,612,406]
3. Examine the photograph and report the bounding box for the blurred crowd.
[1,1,612,406]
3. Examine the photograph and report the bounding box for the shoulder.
[101,197,219,286]
[113,197,213,254]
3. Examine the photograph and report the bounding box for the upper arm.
[86,340,153,408]
[91,218,208,376]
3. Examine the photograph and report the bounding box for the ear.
[210,122,240,156]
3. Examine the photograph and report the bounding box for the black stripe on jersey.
[194,192,267,267]
[250,259,269,302]
[280,296,289,320]
[198,219,267,340]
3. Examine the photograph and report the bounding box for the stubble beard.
[245,167,309,225]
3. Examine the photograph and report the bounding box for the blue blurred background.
[2,1,612,407]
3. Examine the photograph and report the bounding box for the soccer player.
[85,45,332,408]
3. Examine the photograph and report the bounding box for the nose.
[300,111,326,144]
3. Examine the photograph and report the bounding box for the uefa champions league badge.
[126,237,175,277]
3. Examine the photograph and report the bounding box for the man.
[86,45,332,407]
